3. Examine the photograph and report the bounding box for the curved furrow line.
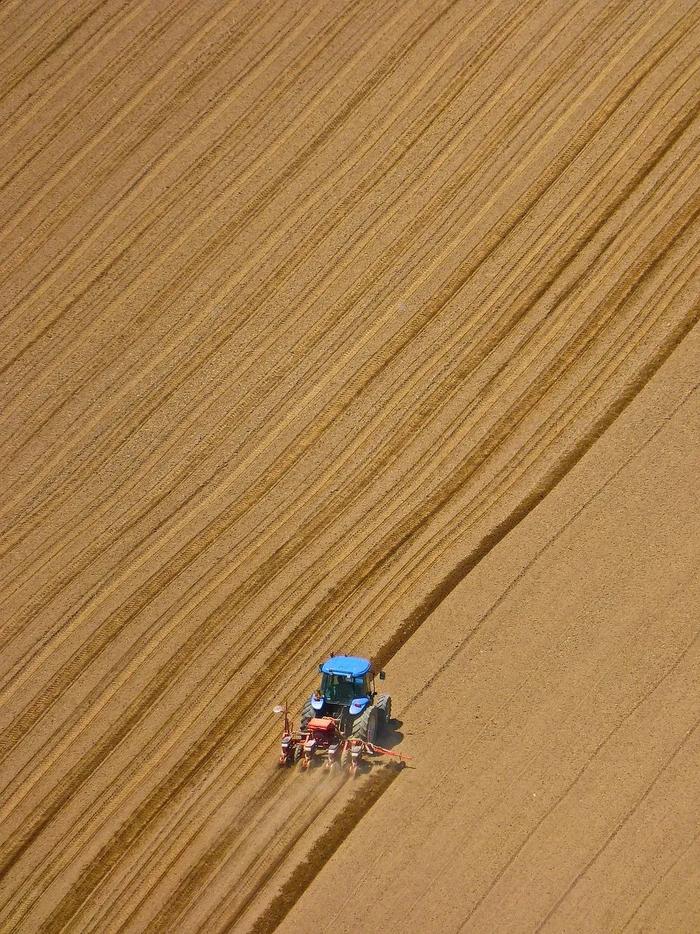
[0,230,656,888]
[358,132,700,577]
[0,0,576,592]
[0,0,668,520]
[0,0,576,572]
[2,0,696,892]
[143,780,343,934]
[5,316,692,934]
[245,127,700,628]
[79,750,333,934]
[2,630,332,931]
[234,199,696,732]
[139,767,316,934]
[4,0,628,446]
[17,80,688,620]
[0,7,460,540]
[0,0,468,512]
[137,744,370,934]
[0,709,294,929]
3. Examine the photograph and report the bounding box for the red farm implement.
[274,705,409,777]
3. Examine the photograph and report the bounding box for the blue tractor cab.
[318,656,372,715]
[301,654,391,742]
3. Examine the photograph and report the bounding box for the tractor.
[299,654,391,743]
[275,655,407,776]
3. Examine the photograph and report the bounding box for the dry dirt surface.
[0,1,698,932]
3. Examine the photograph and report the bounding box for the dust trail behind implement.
[0,1,698,931]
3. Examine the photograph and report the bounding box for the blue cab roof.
[320,655,371,677]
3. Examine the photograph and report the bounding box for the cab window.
[321,674,370,702]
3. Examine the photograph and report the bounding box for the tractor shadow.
[380,718,404,750]
[360,719,410,776]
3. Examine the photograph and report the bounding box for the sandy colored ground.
[0,1,698,931]
[277,325,700,934]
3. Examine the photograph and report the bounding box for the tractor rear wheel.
[374,694,392,734]
[299,698,314,733]
[351,706,379,744]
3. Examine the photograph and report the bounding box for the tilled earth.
[0,1,698,931]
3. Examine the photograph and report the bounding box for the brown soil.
[0,1,698,932]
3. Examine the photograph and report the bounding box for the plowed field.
[1,1,698,932]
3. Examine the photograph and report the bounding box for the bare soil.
[0,1,698,931]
